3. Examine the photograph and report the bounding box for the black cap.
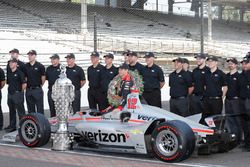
[206,55,218,62]
[144,52,155,58]
[50,54,60,59]
[90,51,100,57]
[104,53,114,59]
[182,58,189,64]
[27,50,37,55]
[65,53,75,59]
[122,49,131,56]
[172,57,184,63]
[9,58,18,63]
[246,52,250,57]
[241,57,250,63]
[127,51,138,57]
[9,48,19,54]
[119,63,129,70]
[226,58,238,64]
[194,53,207,59]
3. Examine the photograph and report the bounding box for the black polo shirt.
[192,66,210,96]
[101,65,118,92]
[6,60,26,79]
[204,68,227,97]
[87,63,105,89]
[239,70,250,99]
[169,70,193,98]
[226,71,240,99]
[66,64,85,91]
[46,64,61,91]
[129,62,145,76]
[143,64,165,91]
[25,61,45,88]
[7,69,26,94]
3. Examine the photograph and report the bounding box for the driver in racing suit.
[102,63,134,113]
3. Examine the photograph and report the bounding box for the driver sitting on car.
[102,63,135,113]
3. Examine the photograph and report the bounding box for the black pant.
[0,91,3,128]
[190,95,204,115]
[142,89,162,108]
[72,90,81,114]
[239,99,250,148]
[199,97,223,125]
[7,92,25,128]
[47,91,56,117]
[170,97,188,117]
[26,87,44,114]
[88,88,108,111]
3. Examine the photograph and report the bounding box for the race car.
[15,92,240,162]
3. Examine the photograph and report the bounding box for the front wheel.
[18,113,51,147]
[151,120,195,162]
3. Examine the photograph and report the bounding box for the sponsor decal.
[137,114,157,121]
[130,129,143,135]
[82,130,127,143]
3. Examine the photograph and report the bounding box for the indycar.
[15,92,240,162]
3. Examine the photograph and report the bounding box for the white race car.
[8,92,240,162]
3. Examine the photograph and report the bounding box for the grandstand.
[0,0,249,69]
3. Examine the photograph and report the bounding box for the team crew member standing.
[142,52,165,108]
[191,53,209,115]
[45,54,61,117]
[225,58,241,121]
[5,58,26,133]
[169,58,193,117]
[0,67,5,130]
[239,55,250,151]
[65,53,86,114]
[122,50,130,64]
[25,50,45,114]
[87,51,107,110]
[199,56,228,125]
[101,53,118,107]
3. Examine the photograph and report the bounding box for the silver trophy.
[51,65,75,151]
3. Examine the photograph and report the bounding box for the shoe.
[242,146,250,152]
[5,127,16,133]
[4,125,12,130]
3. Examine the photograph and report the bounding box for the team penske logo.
[82,130,127,143]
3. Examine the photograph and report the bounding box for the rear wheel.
[18,113,51,147]
[151,120,195,162]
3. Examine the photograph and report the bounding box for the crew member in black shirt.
[0,67,5,130]
[101,53,118,107]
[169,57,193,117]
[200,55,228,125]
[87,51,106,110]
[25,50,46,114]
[122,50,130,64]
[65,53,86,114]
[5,58,26,133]
[142,52,165,108]
[45,54,61,117]
[239,55,250,151]
[191,53,209,115]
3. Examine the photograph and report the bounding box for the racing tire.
[217,117,241,153]
[18,113,51,147]
[151,120,195,162]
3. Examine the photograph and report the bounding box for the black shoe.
[4,125,12,130]
[242,146,250,152]
[5,127,16,133]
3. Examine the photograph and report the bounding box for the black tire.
[18,113,51,147]
[151,120,195,162]
[218,117,241,152]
